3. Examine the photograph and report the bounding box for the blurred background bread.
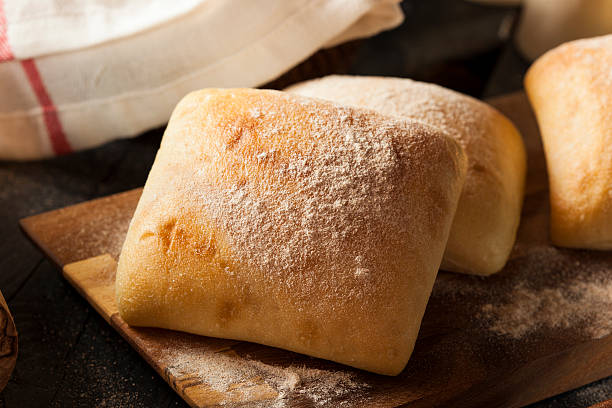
[525,35,612,249]
[516,0,612,60]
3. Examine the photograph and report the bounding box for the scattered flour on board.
[475,247,612,340]
[160,345,369,407]
[481,280,612,339]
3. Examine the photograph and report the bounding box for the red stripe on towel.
[21,59,72,155]
[0,0,13,61]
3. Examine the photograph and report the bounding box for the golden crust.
[525,35,612,249]
[288,76,527,275]
[116,88,467,375]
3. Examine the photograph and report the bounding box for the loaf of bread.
[288,76,526,276]
[525,35,612,249]
[116,88,467,375]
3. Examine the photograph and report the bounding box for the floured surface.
[480,252,612,340]
[22,91,612,408]
[159,346,369,407]
[432,247,612,341]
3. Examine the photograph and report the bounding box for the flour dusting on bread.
[288,75,527,276]
[172,90,465,310]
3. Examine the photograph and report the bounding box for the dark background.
[0,1,610,406]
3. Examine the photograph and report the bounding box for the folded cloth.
[0,0,403,160]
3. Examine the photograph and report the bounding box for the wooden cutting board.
[20,92,612,408]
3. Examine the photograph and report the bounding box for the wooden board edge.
[19,188,143,268]
[108,314,202,408]
[63,255,119,324]
[19,218,64,269]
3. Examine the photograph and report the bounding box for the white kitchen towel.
[0,0,403,160]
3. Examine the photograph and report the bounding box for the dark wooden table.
[0,1,610,406]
